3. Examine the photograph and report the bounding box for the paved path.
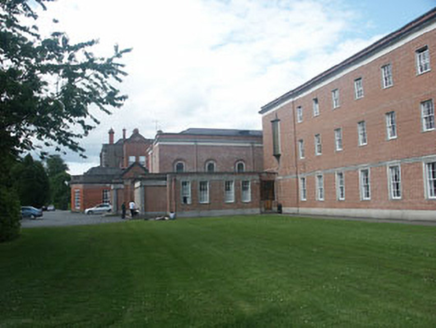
[21,211,125,228]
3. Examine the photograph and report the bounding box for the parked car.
[84,203,112,215]
[21,206,43,219]
[47,205,56,211]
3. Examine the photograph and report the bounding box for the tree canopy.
[0,0,131,159]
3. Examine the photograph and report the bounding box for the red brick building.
[71,128,265,217]
[260,9,436,220]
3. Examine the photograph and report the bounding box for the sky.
[34,0,436,175]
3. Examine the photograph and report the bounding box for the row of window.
[297,99,435,158]
[299,162,436,201]
[296,46,431,122]
[174,160,246,173]
[128,155,147,166]
[180,180,251,204]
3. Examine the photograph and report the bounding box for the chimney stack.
[109,128,114,144]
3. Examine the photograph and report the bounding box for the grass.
[0,215,435,327]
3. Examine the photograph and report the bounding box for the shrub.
[0,186,21,242]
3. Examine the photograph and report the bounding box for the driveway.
[21,210,125,228]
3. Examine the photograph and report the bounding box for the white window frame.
[300,177,307,201]
[315,134,322,156]
[313,98,320,117]
[102,189,110,204]
[74,189,81,210]
[199,181,209,204]
[336,171,345,201]
[334,128,343,151]
[416,46,430,75]
[128,156,136,165]
[359,168,371,200]
[181,181,192,204]
[381,64,393,88]
[354,78,364,99]
[298,139,305,159]
[297,106,303,123]
[224,180,235,203]
[241,180,251,203]
[385,112,397,140]
[316,174,324,201]
[421,99,435,132]
[272,119,281,156]
[358,121,367,146]
[332,89,340,109]
[424,162,436,199]
[388,165,402,200]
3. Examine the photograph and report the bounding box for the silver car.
[84,203,112,215]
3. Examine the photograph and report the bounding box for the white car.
[84,203,112,215]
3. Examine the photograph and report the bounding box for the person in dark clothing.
[121,203,126,219]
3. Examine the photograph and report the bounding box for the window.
[315,134,322,156]
[332,89,340,109]
[102,190,110,204]
[241,181,251,202]
[199,181,209,203]
[205,161,216,173]
[181,181,191,204]
[358,121,367,146]
[235,161,245,173]
[385,112,397,139]
[297,106,303,123]
[316,175,324,201]
[128,156,136,165]
[421,99,435,132]
[388,165,402,199]
[334,128,343,151]
[300,177,307,201]
[381,64,393,88]
[139,156,146,166]
[175,161,185,172]
[224,181,235,203]
[425,162,436,199]
[360,169,371,200]
[298,139,305,159]
[416,46,430,75]
[336,172,345,200]
[74,189,80,210]
[354,78,364,99]
[313,98,320,117]
[271,119,281,156]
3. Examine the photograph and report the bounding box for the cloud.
[35,0,378,174]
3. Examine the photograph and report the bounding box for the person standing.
[129,200,136,217]
[121,202,126,219]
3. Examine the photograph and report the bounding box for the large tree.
[0,0,131,241]
[45,154,70,210]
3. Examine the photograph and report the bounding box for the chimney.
[123,128,126,140]
[109,128,114,144]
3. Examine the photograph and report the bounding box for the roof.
[260,7,436,114]
[179,128,262,137]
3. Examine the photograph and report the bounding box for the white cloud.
[35,0,378,174]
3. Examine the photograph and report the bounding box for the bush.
[0,186,21,242]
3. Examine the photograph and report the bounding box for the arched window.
[236,161,245,172]
[205,161,216,173]
[175,161,185,173]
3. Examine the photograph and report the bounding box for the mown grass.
[0,215,435,327]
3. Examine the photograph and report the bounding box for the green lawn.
[0,215,435,327]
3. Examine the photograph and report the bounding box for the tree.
[45,155,70,210]
[0,0,130,241]
[11,154,50,208]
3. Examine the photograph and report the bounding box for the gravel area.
[21,210,125,228]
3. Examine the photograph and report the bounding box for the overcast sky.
[35,0,435,174]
